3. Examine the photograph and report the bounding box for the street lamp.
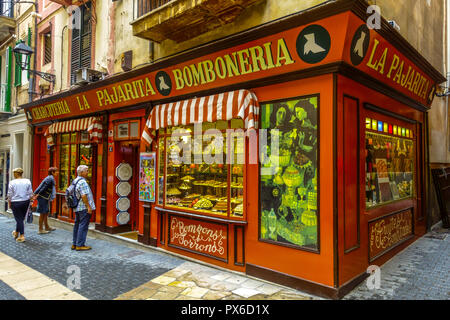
[13,40,56,84]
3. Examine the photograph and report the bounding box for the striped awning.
[142,89,259,146]
[44,116,103,146]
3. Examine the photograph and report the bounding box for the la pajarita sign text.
[365,38,431,100]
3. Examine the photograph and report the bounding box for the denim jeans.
[11,200,30,235]
[73,210,91,247]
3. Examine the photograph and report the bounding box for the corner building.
[22,0,446,299]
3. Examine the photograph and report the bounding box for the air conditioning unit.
[75,68,106,85]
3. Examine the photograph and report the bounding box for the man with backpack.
[69,165,96,251]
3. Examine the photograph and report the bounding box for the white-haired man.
[71,165,95,251]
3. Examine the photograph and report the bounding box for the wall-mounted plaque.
[116,211,130,225]
[116,162,132,181]
[369,209,413,261]
[139,152,156,202]
[116,197,131,212]
[116,182,131,197]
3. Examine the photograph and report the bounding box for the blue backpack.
[65,178,81,209]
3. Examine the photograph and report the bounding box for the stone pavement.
[343,226,450,300]
[0,214,317,300]
[1,212,448,300]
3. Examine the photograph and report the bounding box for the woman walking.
[7,168,34,243]
[34,167,57,234]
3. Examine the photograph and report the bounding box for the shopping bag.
[26,204,33,224]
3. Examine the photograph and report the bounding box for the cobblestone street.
[344,226,450,300]
[0,214,449,300]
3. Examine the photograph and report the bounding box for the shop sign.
[169,215,228,261]
[346,15,436,106]
[25,12,438,124]
[369,209,413,261]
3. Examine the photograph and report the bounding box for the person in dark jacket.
[33,167,58,234]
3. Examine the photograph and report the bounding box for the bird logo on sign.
[303,33,326,55]
[353,31,367,58]
[296,25,331,64]
[350,25,370,66]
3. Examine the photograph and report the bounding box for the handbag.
[26,204,33,224]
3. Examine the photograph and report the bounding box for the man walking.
[71,165,95,251]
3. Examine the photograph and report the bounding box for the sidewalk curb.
[1,211,310,297]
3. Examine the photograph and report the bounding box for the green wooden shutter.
[14,41,22,87]
[5,47,13,112]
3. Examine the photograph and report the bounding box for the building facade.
[3,0,449,298]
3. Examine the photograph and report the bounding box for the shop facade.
[22,2,445,299]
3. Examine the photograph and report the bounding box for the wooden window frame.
[156,119,246,222]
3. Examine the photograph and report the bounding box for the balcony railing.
[133,0,173,20]
[0,0,14,18]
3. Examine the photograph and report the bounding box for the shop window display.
[57,131,94,191]
[365,127,414,208]
[157,120,244,219]
[260,96,319,250]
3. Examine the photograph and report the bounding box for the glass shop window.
[259,95,319,251]
[115,120,140,140]
[58,131,94,191]
[365,118,415,208]
[157,120,245,219]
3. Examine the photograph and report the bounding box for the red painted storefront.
[23,1,445,298]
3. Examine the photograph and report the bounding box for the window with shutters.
[43,32,52,65]
[70,2,91,85]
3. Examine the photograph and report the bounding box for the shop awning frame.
[44,116,103,146]
[142,89,259,146]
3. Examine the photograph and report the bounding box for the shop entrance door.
[0,150,10,213]
[117,141,140,231]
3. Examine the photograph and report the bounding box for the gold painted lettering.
[264,42,275,69]
[144,78,156,95]
[237,49,252,75]
[124,83,136,100]
[182,66,193,87]
[387,54,400,79]
[393,61,404,84]
[366,39,380,70]
[172,69,184,90]
[202,60,216,83]
[214,57,227,79]
[190,63,206,85]
[275,38,294,67]
[375,47,388,74]
[224,53,241,77]
[249,45,267,72]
